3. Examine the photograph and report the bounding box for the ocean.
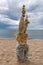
[0,29,43,39]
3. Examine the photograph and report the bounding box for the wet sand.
[0,39,43,65]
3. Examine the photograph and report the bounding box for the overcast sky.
[0,0,43,30]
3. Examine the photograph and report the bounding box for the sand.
[0,39,43,65]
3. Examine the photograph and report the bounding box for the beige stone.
[22,5,26,17]
[23,15,30,33]
[16,5,30,45]
[19,16,24,33]
[16,33,28,45]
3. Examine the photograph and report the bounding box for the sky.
[0,0,43,30]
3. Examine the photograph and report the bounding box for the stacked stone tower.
[16,5,30,62]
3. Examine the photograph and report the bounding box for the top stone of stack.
[21,5,26,17]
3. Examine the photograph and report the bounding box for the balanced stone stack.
[16,5,30,62]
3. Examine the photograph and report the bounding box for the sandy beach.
[0,39,43,65]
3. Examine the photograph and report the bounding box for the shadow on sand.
[16,59,37,65]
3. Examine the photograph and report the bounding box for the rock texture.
[16,44,28,62]
[16,5,30,44]
[16,5,30,62]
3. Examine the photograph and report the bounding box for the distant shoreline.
[0,38,43,40]
[0,30,43,39]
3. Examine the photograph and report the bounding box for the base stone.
[16,44,29,62]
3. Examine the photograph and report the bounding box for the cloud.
[0,16,19,29]
[7,0,43,30]
[0,0,43,30]
[27,0,43,12]
[0,17,19,25]
[27,12,43,30]
[7,0,21,20]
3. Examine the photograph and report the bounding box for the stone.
[16,44,29,62]
[24,15,30,33]
[22,5,26,17]
[19,16,25,33]
[16,5,30,62]
[16,33,28,45]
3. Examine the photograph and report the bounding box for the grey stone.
[16,44,29,62]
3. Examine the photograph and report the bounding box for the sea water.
[0,29,43,39]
